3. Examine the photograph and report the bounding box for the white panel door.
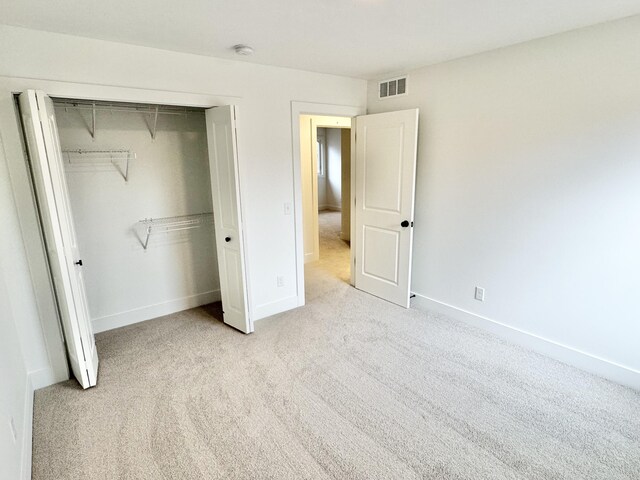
[205,106,252,333]
[19,90,98,389]
[354,109,419,308]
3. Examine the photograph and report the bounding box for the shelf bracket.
[90,102,96,140]
[150,106,159,140]
[143,226,152,250]
[123,153,131,182]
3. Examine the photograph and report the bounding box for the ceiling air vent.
[379,76,407,99]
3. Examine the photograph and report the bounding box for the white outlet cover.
[475,287,485,302]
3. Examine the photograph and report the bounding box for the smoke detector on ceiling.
[233,44,254,56]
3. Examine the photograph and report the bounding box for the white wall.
[325,128,342,210]
[0,135,33,480]
[56,107,219,333]
[0,24,366,321]
[367,16,640,386]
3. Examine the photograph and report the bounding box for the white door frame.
[290,101,365,307]
[1,76,248,386]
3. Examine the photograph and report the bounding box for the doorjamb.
[290,101,365,308]
[1,76,246,387]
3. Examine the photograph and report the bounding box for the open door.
[354,109,419,308]
[19,90,98,389]
[206,106,253,333]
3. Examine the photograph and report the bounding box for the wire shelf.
[53,98,205,140]
[62,149,134,181]
[136,212,214,249]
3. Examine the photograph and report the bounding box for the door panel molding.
[206,105,252,333]
[19,89,99,389]
[354,109,419,308]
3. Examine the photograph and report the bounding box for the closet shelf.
[53,98,205,140]
[62,149,134,182]
[136,212,214,249]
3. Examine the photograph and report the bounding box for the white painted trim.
[349,122,357,287]
[253,295,299,321]
[1,75,242,108]
[92,290,221,333]
[21,375,34,480]
[291,101,365,309]
[412,292,640,390]
[28,367,58,390]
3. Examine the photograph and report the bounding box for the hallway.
[316,210,350,282]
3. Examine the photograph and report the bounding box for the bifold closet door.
[19,90,99,389]
[206,106,253,334]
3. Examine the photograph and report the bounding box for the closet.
[18,90,251,389]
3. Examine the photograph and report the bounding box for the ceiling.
[2,0,639,79]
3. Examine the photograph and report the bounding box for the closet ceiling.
[2,0,639,78]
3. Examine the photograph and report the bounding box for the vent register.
[379,77,407,99]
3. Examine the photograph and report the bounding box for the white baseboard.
[28,367,58,390]
[92,290,221,333]
[412,293,640,390]
[254,295,300,321]
[21,375,34,480]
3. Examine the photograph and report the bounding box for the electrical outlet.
[9,417,17,444]
[277,276,285,287]
[283,202,292,215]
[474,286,485,302]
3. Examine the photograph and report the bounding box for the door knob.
[401,220,410,228]
[225,237,231,242]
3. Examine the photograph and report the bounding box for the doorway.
[317,125,352,282]
[292,103,420,311]
[18,90,251,388]
[299,116,352,285]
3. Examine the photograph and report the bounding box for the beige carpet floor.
[32,211,640,479]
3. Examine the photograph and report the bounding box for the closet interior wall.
[55,101,220,333]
